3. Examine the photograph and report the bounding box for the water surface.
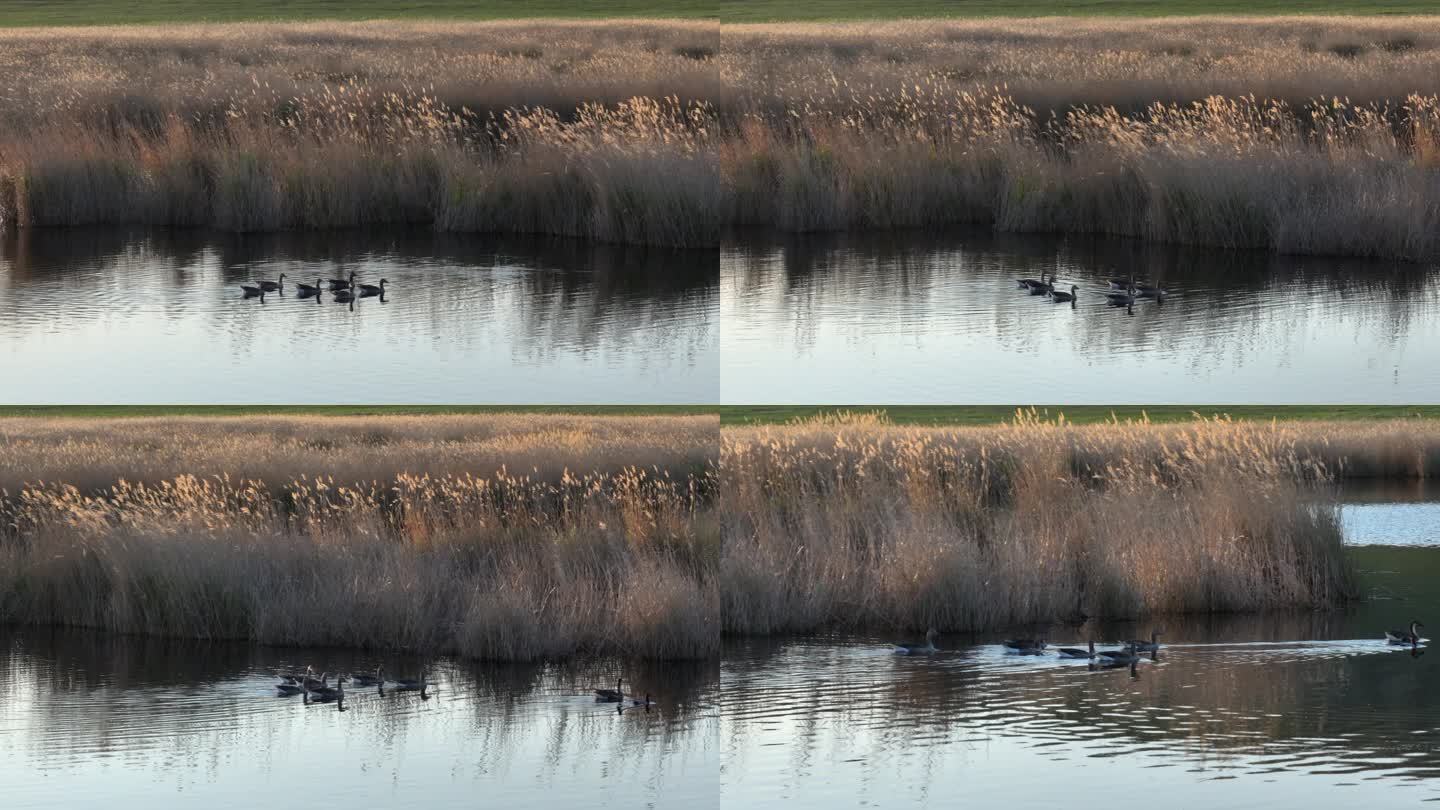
[721,491,1440,808]
[0,629,718,809]
[0,228,718,404]
[722,229,1440,403]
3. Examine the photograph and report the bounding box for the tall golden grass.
[721,413,1381,636]
[9,19,1440,254]
[0,414,719,660]
[0,21,720,246]
[722,18,1440,259]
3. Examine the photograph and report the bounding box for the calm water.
[722,230,1440,404]
[0,229,718,404]
[721,490,1440,808]
[0,630,718,809]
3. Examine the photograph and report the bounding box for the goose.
[894,628,939,655]
[1029,272,1054,295]
[1128,630,1163,652]
[1049,285,1078,303]
[1094,643,1140,666]
[358,278,388,297]
[393,672,428,692]
[1105,287,1136,305]
[1017,270,1048,290]
[595,678,625,701]
[1056,640,1095,659]
[276,680,306,695]
[327,272,357,291]
[1134,283,1167,299]
[305,676,347,702]
[296,278,324,296]
[351,666,385,687]
[1107,275,1138,290]
[259,274,286,293]
[334,289,356,303]
[241,283,264,297]
[302,671,329,690]
[1003,637,1047,652]
[1386,620,1424,645]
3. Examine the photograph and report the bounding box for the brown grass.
[0,414,719,660]
[0,21,720,246]
[722,17,1440,259]
[721,413,1369,636]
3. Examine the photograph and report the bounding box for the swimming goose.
[1387,620,1424,645]
[1003,637,1047,652]
[1134,284,1167,299]
[1128,630,1163,652]
[334,289,356,303]
[259,274,286,292]
[894,628,939,655]
[1056,640,1095,659]
[302,671,329,690]
[351,666,385,687]
[358,279,388,297]
[276,680,306,695]
[305,676,347,702]
[278,665,314,684]
[1094,643,1140,666]
[393,672,428,692]
[241,283,264,296]
[1049,285,1078,303]
[1107,275,1137,290]
[1029,272,1054,295]
[1105,286,1137,305]
[296,278,323,296]
[595,678,625,701]
[327,272,357,290]
[1018,271,1048,290]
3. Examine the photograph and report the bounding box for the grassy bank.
[719,2,1440,21]
[721,414,1390,636]
[0,22,719,247]
[0,414,719,660]
[0,2,716,26]
[719,406,1440,426]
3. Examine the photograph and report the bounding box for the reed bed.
[0,21,721,246]
[721,17,1440,259]
[11,18,1440,255]
[0,414,719,660]
[720,412,1383,636]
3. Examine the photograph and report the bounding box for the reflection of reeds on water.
[722,412,1379,636]
[0,415,719,660]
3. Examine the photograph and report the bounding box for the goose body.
[595,677,625,702]
[894,628,940,655]
[1003,638,1047,652]
[1018,271,1046,290]
[1387,620,1424,645]
[334,289,356,303]
[1107,276,1138,290]
[1029,272,1054,295]
[1134,284,1167,299]
[1094,644,1140,666]
[296,278,323,296]
[393,672,428,692]
[1056,640,1095,659]
[305,676,347,702]
[358,279,388,296]
[241,284,264,296]
[276,681,306,694]
[259,274,286,292]
[1105,287,1136,305]
[327,272,356,290]
[1049,284,1078,303]
[1128,631,1163,652]
[278,665,313,684]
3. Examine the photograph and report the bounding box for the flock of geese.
[1018,271,1168,309]
[274,665,427,706]
[240,272,389,302]
[894,620,1427,664]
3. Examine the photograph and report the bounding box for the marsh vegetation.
[0,414,719,660]
[716,413,1440,635]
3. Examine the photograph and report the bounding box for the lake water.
[0,228,718,404]
[720,487,1440,808]
[721,230,1440,404]
[0,629,719,810]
